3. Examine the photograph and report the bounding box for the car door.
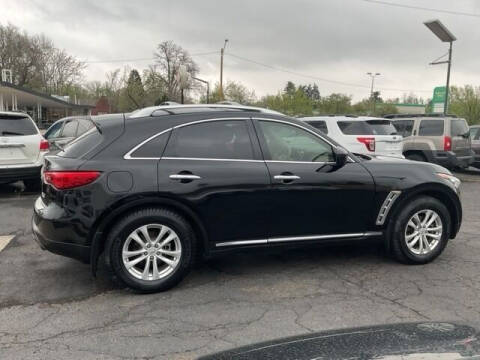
[157,118,271,247]
[253,118,375,240]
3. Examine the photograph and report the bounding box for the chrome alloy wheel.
[122,224,182,281]
[405,209,443,255]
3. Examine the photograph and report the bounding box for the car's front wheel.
[107,208,196,293]
[390,196,450,264]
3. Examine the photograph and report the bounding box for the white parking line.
[0,235,15,253]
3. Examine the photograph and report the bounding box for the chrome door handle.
[274,175,300,180]
[169,174,201,180]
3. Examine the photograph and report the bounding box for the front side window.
[419,120,444,136]
[451,119,469,137]
[61,120,78,137]
[259,121,334,162]
[165,120,254,160]
[45,121,64,139]
[393,120,414,137]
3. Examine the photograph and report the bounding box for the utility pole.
[366,72,381,114]
[444,41,453,114]
[219,39,228,101]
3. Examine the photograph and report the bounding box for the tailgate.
[0,134,40,165]
[374,135,403,156]
[451,119,471,156]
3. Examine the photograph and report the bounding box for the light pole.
[219,39,228,101]
[367,72,381,113]
[424,20,456,115]
[193,77,210,103]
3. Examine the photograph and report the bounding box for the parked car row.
[32,104,463,293]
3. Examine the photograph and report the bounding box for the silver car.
[0,111,48,189]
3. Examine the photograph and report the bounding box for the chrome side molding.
[215,231,383,247]
[376,190,401,225]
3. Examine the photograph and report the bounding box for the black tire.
[23,179,41,191]
[405,153,426,162]
[390,196,451,264]
[107,208,196,293]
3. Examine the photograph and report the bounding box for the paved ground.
[0,174,479,359]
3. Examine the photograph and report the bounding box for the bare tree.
[153,41,199,101]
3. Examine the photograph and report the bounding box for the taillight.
[444,136,452,151]
[357,137,376,152]
[40,139,49,151]
[43,171,101,190]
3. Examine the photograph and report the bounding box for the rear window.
[307,121,328,134]
[419,120,444,136]
[451,119,469,137]
[337,121,373,135]
[58,127,102,158]
[0,115,37,136]
[365,120,398,135]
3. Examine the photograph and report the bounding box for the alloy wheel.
[122,224,182,281]
[404,209,443,255]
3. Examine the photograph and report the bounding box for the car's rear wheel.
[108,208,196,293]
[390,196,450,264]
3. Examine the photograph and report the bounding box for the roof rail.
[129,104,283,118]
[384,113,458,119]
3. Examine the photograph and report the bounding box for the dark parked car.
[33,105,463,293]
[44,116,95,152]
[470,125,480,169]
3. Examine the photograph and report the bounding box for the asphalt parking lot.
[0,170,479,359]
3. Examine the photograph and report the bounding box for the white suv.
[0,111,49,189]
[301,116,403,158]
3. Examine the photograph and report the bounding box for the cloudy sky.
[3,0,480,101]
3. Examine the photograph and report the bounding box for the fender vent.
[376,191,401,225]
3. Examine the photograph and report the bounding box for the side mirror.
[334,147,348,168]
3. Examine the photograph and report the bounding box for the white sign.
[433,103,444,114]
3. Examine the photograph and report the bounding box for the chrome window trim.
[124,117,249,160]
[215,231,382,247]
[253,117,356,164]
[162,157,264,163]
[376,190,402,225]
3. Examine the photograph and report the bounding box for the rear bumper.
[0,165,42,182]
[431,150,474,169]
[32,196,90,263]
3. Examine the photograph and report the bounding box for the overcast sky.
[3,0,480,101]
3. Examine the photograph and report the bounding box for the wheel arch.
[384,183,461,252]
[89,194,209,275]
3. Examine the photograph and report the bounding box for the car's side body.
[301,116,403,158]
[32,108,462,273]
[388,114,474,169]
[0,111,48,184]
[470,125,480,169]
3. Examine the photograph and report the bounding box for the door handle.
[274,175,300,180]
[169,174,201,180]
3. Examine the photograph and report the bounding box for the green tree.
[318,93,352,114]
[284,81,296,95]
[260,88,313,116]
[203,80,256,104]
[121,69,145,111]
[449,85,480,125]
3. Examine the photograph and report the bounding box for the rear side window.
[337,121,373,135]
[59,128,102,158]
[393,120,414,137]
[130,131,171,158]
[77,119,94,136]
[0,115,37,136]
[307,121,328,134]
[365,120,397,135]
[61,120,78,137]
[419,120,444,136]
[472,128,480,140]
[165,120,254,160]
[451,119,469,137]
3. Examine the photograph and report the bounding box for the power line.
[83,51,218,64]
[361,0,480,18]
[226,52,431,94]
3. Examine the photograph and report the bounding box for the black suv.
[33,105,463,293]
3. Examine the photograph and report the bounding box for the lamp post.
[193,77,210,103]
[424,20,456,115]
[219,39,229,101]
[367,72,381,113]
